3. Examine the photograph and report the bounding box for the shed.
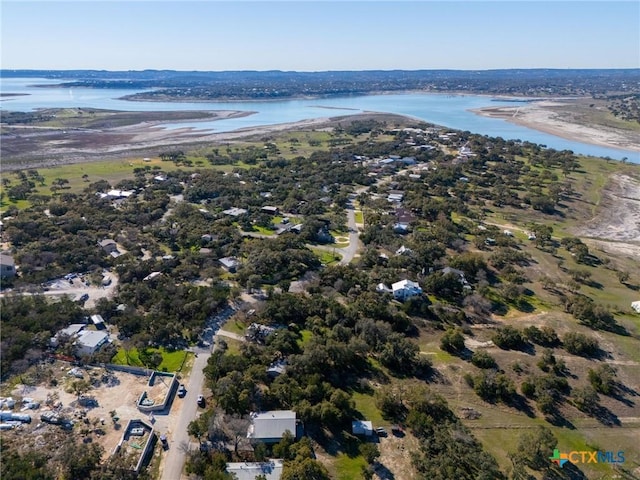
[90,315,106,330]
[352,420,373,436]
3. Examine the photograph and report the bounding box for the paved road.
[160,307,236,480]
[160,345,211,480]
[339,204,362,265]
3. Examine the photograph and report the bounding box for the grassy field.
[0,156,239,212]
[332,453,367,480]
[310,247,341,265]
[297,329,313,349]
[352,391,385,425]
[221,319,247,335]
[111,347,190,372]
[219,337,243,354]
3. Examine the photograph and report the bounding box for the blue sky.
[1,1,638,71]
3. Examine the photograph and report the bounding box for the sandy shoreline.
[472,101,640,155]
[1,111,407,171]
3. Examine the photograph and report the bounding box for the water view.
[1,77,637,162]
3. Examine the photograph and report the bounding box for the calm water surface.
[1,78,637,162]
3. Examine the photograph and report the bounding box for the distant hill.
[3,68,639,100]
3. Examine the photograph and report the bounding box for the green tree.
[588,364,617,395]
[281,458,330,480]
[510,426,556,471]
[440,328,465,354]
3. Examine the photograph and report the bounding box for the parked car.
[197,395,205,407]
[375,427,387,436]
[177,384,186,397]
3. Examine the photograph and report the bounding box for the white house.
[632,301,640,313]
[247,410,297,443]
[76,330,109,357]
[222,207,248,217]
[391,279,422,301]
[226,459,283,480]
[395,245,413,256]
[219,257,240,273]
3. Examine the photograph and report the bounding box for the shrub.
[563,332,599,357]
[588,364,617,395]
[469,371,515,403]
[471,351,497,369]
[523,326,559,347]
[440,328,465,354]
[492,326,526,350]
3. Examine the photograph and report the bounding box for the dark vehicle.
[375,427,387,437]
[177,384,186,397]
[160,435,169,450]
[197,395,205,407]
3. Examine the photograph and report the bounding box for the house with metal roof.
[247,410,297,443]
[226,459,283,480]
[391,279,422,301]
[76,330,110,357]
[0,254,16,279]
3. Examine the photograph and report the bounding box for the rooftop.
[248,410,296,441]
[226,459,283,480]
[0,254,15,267]
[77,330,109,349]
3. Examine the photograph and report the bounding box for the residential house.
[395,207,417,224]
[442,267,471,289]
[51,324,109,357]
[266,360,287,378]
[387,190,404,203]
[246,323,277,343]
[247,410,297,443]
[391,279,422,301]
[222,207,248,217]
[261,206,280,215]
[98,239,119,255]
[76,330,109,357]
[395,245,413,256]
[98,189,135,200]
[226,459,283,480]
[219,257,240,273]
[393,223,410,234]
[632,301,640,313]
[0,254,16,279]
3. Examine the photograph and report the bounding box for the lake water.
[1,77,638,162]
